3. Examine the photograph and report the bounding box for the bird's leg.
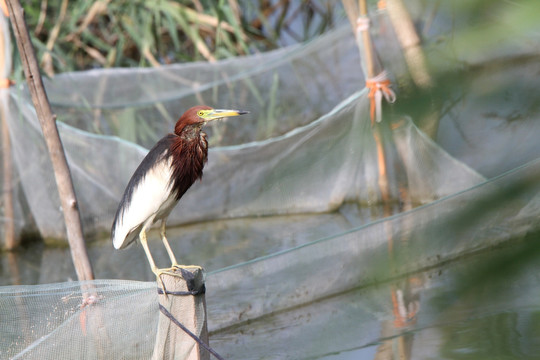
[139,228,166,291]
[160,220,179,268]
[160,220,202,273]
[139,226,183,295]
[139,228,159,275]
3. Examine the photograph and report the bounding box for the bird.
[111,105,249,280]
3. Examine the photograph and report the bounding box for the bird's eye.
[198,111,204,116]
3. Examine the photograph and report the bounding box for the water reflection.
[208,231,540,359]
[0,203,389,286]
[372,192,420,360]
[2,199,539,359]
[373,276,422,360]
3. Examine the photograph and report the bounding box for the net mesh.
[3,21,491,240]
[1,2,540,359]
[2,159,539,358]
[0,281,157,359]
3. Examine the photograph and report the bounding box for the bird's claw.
[154,265,203,296]
[154,267,179,294]
[170,264,203,271]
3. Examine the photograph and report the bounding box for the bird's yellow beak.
[200,109,249,121]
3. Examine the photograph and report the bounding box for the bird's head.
[175,105,249,135]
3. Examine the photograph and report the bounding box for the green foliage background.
[21,0,337,75]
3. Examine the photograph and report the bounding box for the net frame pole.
[153,267,210,360]
[358,0,375,79]
[1,98,15,249]
[384,0,439,140]
[5,0,94,281]
[385,0,432,89]
[358,0,392,204]
[0,2,15,249]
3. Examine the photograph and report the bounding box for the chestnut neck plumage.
[168,123,209,200]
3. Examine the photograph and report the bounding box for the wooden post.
[5,0,94,281]
[153,267,210,360]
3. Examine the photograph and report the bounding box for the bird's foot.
[170,263,203,271]
[154,265,202,280]
[154,267,182,277]
[154,267,182,294]
[154,265,204,296]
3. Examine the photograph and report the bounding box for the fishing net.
[2,1,540,359]
[1,20,491,241]
[2,158,539,358]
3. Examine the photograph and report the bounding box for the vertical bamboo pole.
[358,0,392,204]
[5,0,94,281]
[358,0,375,79]
[1,109,15,248]
[0,0,15,249]
[153,267,210,360]
[343,0,393,204]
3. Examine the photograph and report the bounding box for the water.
[1,207,539,359]
[1,203,391,286]
[210,232,540,359]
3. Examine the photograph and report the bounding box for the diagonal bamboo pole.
[385,0,432,89]
[5,0,94,281]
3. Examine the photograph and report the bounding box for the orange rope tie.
[0,0,8,17]
[0,78,13,88]
[366,74,396,126]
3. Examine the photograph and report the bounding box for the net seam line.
[158,303,225,360]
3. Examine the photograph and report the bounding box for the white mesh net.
[1,2,540,359]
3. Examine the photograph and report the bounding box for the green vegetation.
[22,0,337,75]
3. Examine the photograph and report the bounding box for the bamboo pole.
[153,267,210,360]
[356,0,392,204]
[385,0,432,89]
[343,0,394,204]
[358,0,375,78]
[0,0,15,249]
[385,0,439,139]
[5,0,94,281]
[1,102,15,249]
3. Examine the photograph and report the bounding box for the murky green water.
[332,235,540,360]
[1,205,389,286]
[210,232,540,359]
[2,207,538,359]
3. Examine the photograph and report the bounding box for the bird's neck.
[178,124,201,140]
[167,127,209,200]
[178,125,208,151]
